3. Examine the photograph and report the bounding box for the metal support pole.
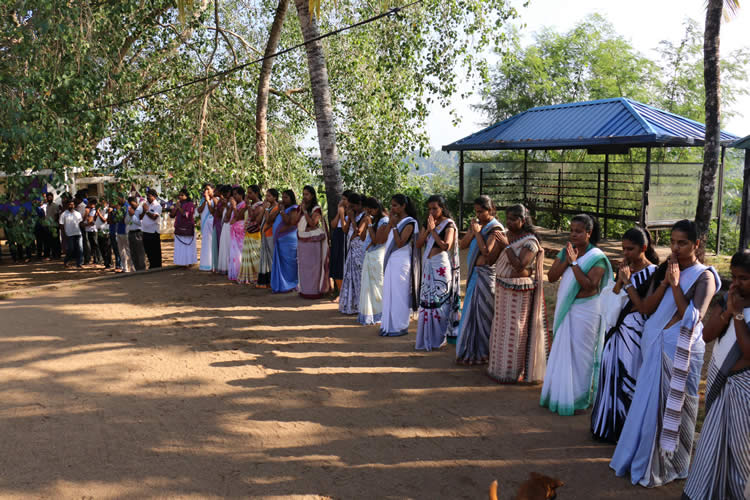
[603,154,609,239]
[479,168,484,197]
[716,146,726,255]
[640,147,651,227]
[523,149,528,205]
[596,169,601,215]
[459,151,465,231]
[557,168,562,232]
[740,150,750,250]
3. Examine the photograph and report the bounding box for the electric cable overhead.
[74,0,422,114]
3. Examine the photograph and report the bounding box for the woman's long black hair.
[282,189,296,206]
[266,188,279,201]
[363,196,385,226]
[571,213,601,246]
[506,204,538,240]
[623,226,659,265]
[178,188,191,202]
[392,193,417,220]
[425,194,452,228]
[302,185,319,213]
[653,219,701,286]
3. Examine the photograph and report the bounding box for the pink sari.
[228,201,246,281]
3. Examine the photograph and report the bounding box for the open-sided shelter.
[443,98,739,248]
[734,135,750,249]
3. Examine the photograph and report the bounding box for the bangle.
[624,283,633,291]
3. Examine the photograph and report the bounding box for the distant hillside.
[408,149,458,177]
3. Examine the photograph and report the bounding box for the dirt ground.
[0,240,176,294]
[0,265,686,499]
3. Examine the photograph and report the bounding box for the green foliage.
[477,15,750,126]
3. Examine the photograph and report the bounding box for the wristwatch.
[571,260,579,267]
[623,283,633,291]
[735,312,745,321]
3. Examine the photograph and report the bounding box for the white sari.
[198,199,214,271]
[540,245,612,416]
[380,217,418,336]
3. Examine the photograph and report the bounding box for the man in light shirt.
[141,190,162,269]
[83,197,102,267]
[43,192,61,259]
[95,198,112,269]
[59,199,83,268]
[75,191,91,264]
[126,196,147,271]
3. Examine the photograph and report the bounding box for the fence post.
[740,150,750,250]
[523,149,528,205]
[557,168,562,232]
[604,154,609,239]
[640,147,651,227]
[479,167,484,197]
[597,169,601,215]
[459,151,464,231]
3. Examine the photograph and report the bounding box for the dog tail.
[489,480,498,500]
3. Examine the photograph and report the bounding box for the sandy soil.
[0,240,177,294]
[0,267,685,499]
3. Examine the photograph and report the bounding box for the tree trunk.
[695,0,723,244]
[255,0,289,177]
[294,0,343,219]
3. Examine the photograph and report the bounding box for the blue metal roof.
[443,97,740,151]
[732,135,750,149]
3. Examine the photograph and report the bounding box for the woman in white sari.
[358,198,389,325]
[683,249,750,500]
[415,195,460,351]
[217,186,232,274]
[380,194,419,337]
[611,220,719,488]
[197,183,216,271]
[542,214,612,416]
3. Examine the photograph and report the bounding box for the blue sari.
[611,263,720,487]
[455,218,503,363]
[271,205,299,293]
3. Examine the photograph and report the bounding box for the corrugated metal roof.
[732,135,750,149]
[443,97,740,151]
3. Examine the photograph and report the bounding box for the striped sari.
[297,206,330,299]
[237,201,263,284]
[591,264,657,442]
[683,304,750,500]
[455,219,503,364]
[339,212,366,314]
[487,234,548,383]
[611,264,720,487]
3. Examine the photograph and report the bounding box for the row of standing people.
[330,192,548,384]
[546,215,747,498]
[184,182,747,497]
[194,184,330,299]
[57,190,164,271]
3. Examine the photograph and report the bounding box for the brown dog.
[489,473,564,500]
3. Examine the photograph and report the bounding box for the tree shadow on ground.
[0,268,684,499]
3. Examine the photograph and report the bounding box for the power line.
[74,0,422,114]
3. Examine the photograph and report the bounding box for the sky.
[428,0,750,149]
